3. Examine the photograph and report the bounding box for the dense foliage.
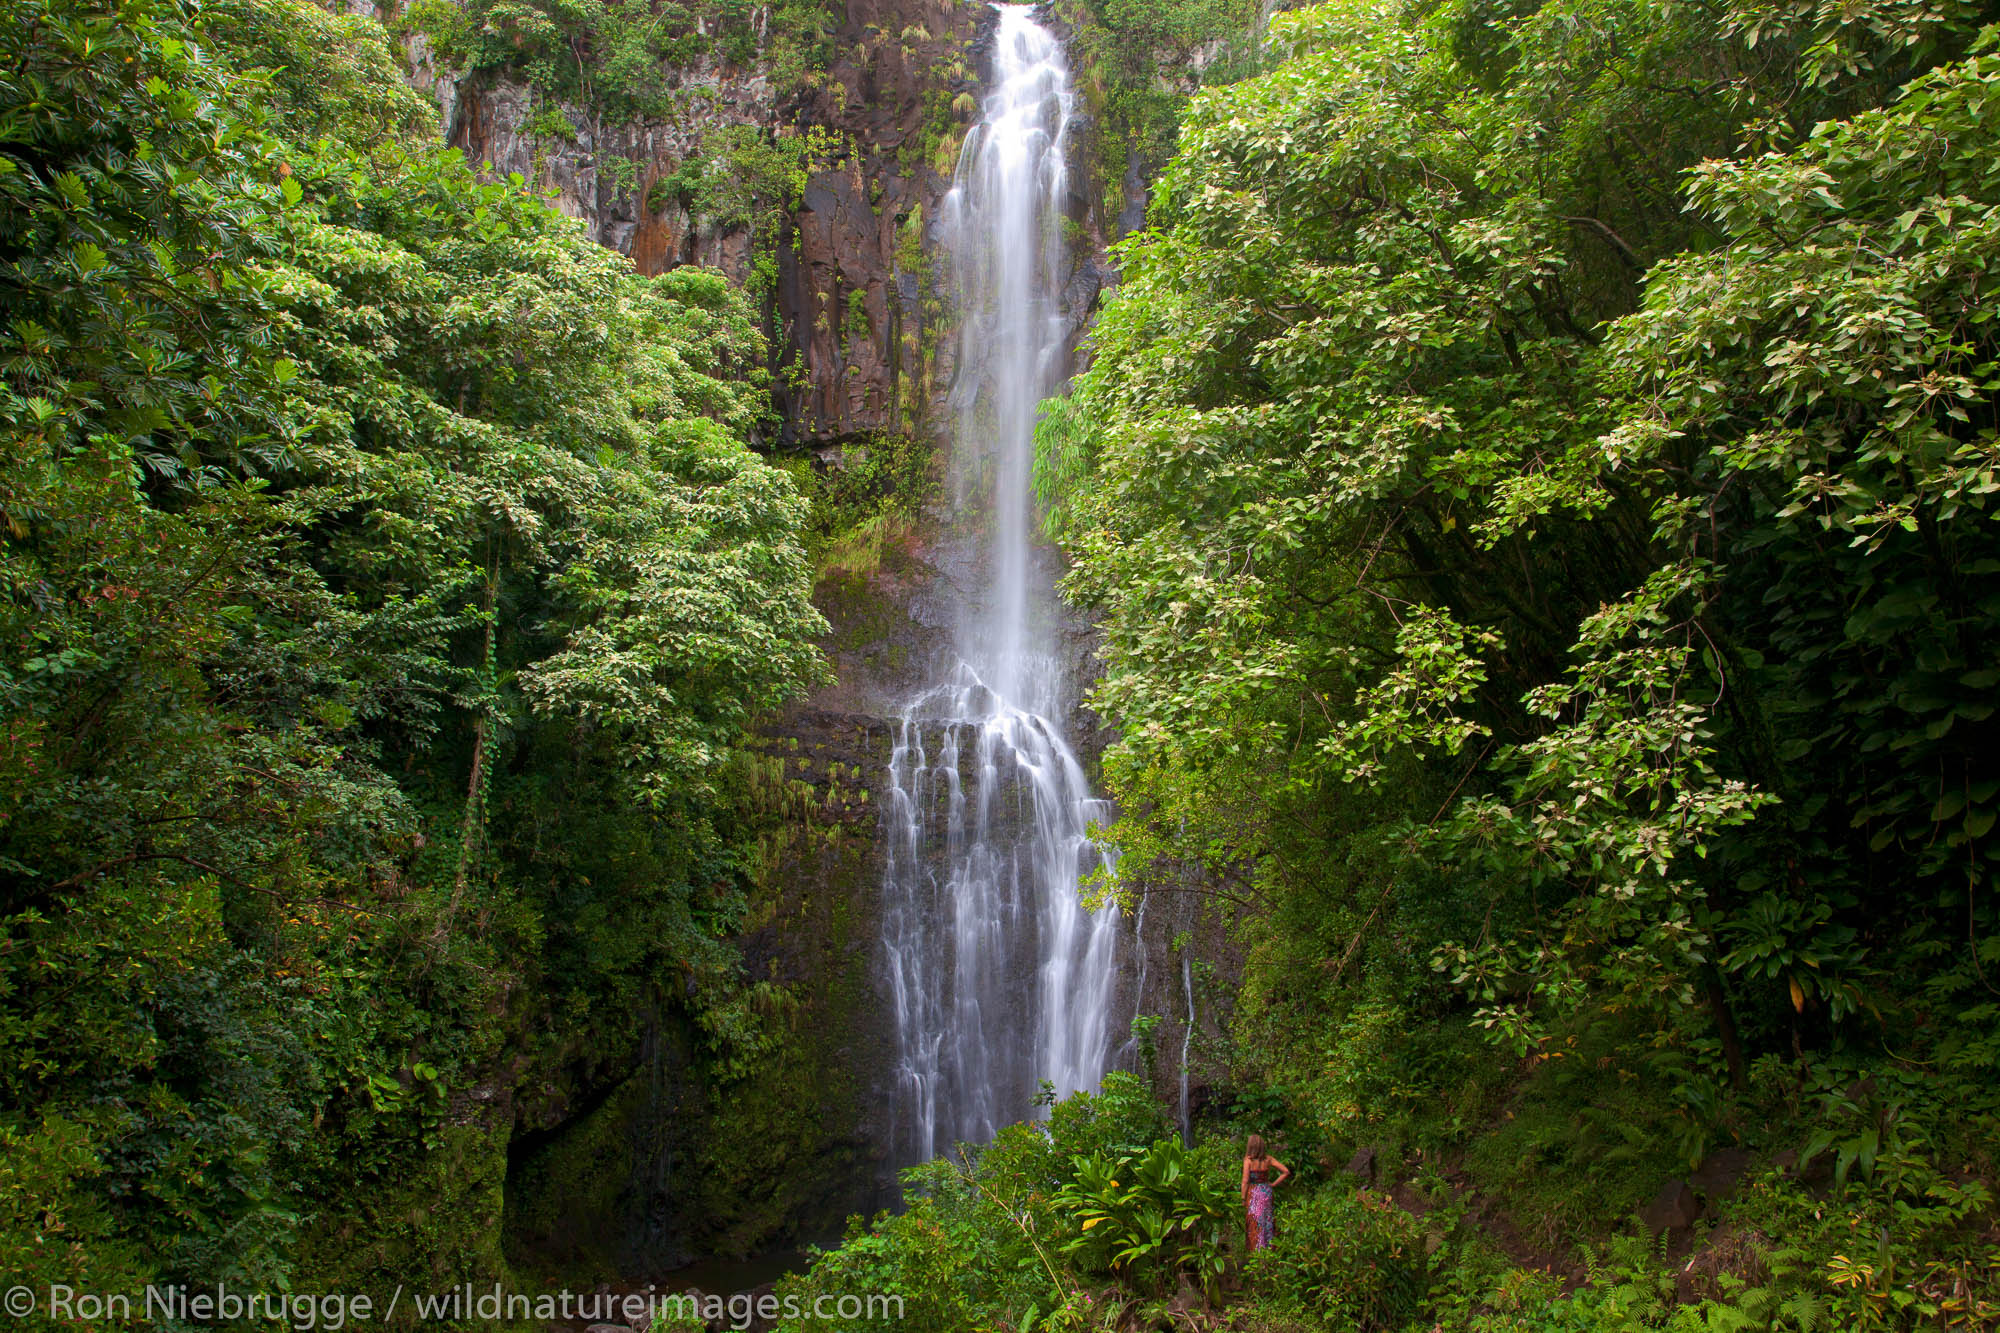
[399,0,841,119]
[0,0,823,1299]
[395,0,849,303]
[12,0,2000,1324]
[1054,0,1265,195]
[1022,0,2000,1325]
[778,1074,1237,1333]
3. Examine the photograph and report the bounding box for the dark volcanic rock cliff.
[393,0,1124,444]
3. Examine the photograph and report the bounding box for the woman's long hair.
[1245,1133,1266,1162]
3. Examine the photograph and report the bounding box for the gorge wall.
[397,0,1121,446]
[350,0,1244,1278]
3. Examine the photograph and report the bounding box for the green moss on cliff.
[774,431,940,580]
[503,1079,648,1284]
[693,721,892,1256]
[1051,0,1263,219]
[299,1125,520,1324]
[398,0,841,121]
[498,717,892,1279]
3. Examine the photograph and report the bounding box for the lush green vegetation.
[981,0,2000,1325]
[11,0,2000,1324]
[398,0,841,121]
[397,0,853,291]
[778,0,2000,1328]
[1056,0,1266,203]
[0,0,829,1302]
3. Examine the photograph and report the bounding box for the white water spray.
[878,5,1122,1165]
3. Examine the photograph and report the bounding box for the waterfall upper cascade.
[878,5,1123,1166]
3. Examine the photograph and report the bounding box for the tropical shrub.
[1250,1184,1432,1331]
[1054,1137,1236,1296]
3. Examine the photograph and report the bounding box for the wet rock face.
[439,66,782,274]
[506,709,905,1270]
[1639,1179,1702,1234]
[784,166,917,433]
[391,0,1063,443]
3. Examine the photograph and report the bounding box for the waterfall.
[878,4,1122,1166]
[1122,884,1148,1071]
[1179,952,1194,1147]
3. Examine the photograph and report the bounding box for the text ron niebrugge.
[6,1281,907,1327]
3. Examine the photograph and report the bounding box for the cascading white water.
[878,4,1123,1166]
[1179,953,1194,1147]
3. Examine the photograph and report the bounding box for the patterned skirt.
[1247,1183,1275,1251]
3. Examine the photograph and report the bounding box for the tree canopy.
[1024,0,2000,1321]
[1,0,822,1293]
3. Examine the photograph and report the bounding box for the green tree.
[1040,0,2000,1250]
[1,0,825,1296]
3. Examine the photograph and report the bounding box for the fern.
[1777,1290,1830,1332]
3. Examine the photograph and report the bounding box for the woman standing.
[1239,1133,1291,1253]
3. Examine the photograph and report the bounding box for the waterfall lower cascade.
[878,5,1123,1166]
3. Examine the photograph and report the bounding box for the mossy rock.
[299,1123,520,1327]
[503,1078,648,1284]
